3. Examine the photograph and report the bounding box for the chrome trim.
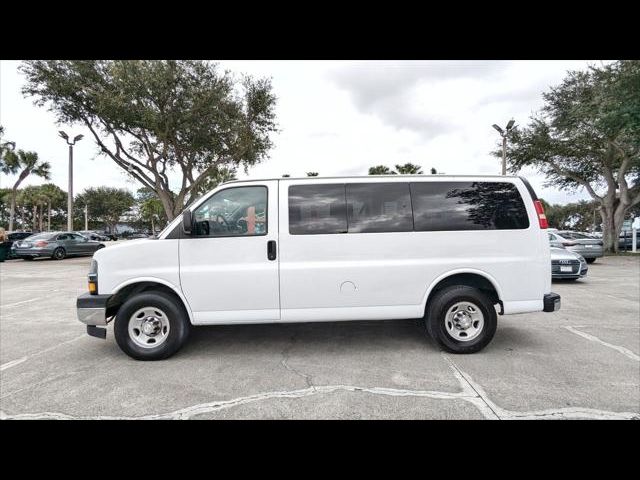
[77,307,107,325]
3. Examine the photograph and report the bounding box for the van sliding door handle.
[267,240,277,261]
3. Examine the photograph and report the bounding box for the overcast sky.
[0,60,603,204]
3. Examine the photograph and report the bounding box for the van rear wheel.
[425,285,497,354]
[114,291,191,360]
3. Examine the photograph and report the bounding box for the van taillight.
[533,200,548,229]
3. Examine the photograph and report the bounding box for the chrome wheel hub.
[445,301,484,342]
[128,307,170,349]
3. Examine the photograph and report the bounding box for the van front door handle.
[267,240,277,261]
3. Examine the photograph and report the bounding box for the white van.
[77,175,560,360]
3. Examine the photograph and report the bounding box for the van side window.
[193,186,267,237]
[411,181,529,231]
[289,184,347,235]
[346,183,413,233]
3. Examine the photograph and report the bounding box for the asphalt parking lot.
[1,253,638,419]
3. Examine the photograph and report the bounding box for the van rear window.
[410,181,529,231]
[288,181,529,235]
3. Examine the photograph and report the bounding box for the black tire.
[97,244,105,250]
[586,258,596,264]
[22,256,35,261]
[425,285,497,354]
[114,291,191,360]
[52,247,66,260]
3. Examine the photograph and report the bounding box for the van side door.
[178,181,280,324]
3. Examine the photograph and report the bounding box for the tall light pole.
[492,119,516,175]
[59,131,84,231]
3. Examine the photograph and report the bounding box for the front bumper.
[77,293,111,325]
[543,292,561,312]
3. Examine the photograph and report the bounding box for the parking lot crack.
[441,354,501,419]
[280,334,316,391]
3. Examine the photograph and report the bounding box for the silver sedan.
[11,232,105,260]
[551,247,588,280]
[548,231,603,263]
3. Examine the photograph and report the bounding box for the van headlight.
[88,259,98,295]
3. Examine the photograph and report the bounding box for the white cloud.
[0,59,598,204]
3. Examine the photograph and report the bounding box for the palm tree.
[395,163,423,174]
[430,167,437,174]
[368,165,395,175]
[306,172,319,177]
[0,126,16,162]
[1,150,51,231]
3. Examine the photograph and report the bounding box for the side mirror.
[182,210,193,235]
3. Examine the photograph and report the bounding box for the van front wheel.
[425,286,497,354]
[114,291,191,360]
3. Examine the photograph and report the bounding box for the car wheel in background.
[586,258,596,264]
[52,247,66,260]
[22,256,35,261]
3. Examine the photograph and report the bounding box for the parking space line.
[564,326,640,362]
[1,290,64,309]
[0,357,28,372]
[0,334,87,373]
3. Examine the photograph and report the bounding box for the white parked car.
[77,175,560,360]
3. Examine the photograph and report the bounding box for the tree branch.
[547,159,603,203]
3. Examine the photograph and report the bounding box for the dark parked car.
[11,231,105,260]
[3,232,34,259]
[618,230,640,250]
[77,230,110,241]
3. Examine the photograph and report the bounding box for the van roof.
[224,174,521,184]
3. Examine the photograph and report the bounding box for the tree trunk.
[600,199,631,253]
[32,205,37,231]
[9,190,17,231]
[47,201,51,231]
[156,189,177,222]
[39,205,43,231]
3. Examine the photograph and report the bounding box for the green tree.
[38,184,67,231]
[0,126,16,164]
[395,163,423,174]
[368,165,396,175]
[282,174,291,177]
[430,167,438,174]
[17,185,48,231]
[500,60,640,252]
[21,60,278,222]
[306,172,319,176]
[136,187,168,234]
[0,150,51,231]
[75,187,135,233]
[193,166,237,198]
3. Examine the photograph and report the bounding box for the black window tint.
[289,184,347,235]
[411,182,529,231]
[346,183,413,233]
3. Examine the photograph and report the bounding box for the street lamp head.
[506,119,515,130]
[73,134,84,142]
[58,131,69,141]
[492,124,504,135]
